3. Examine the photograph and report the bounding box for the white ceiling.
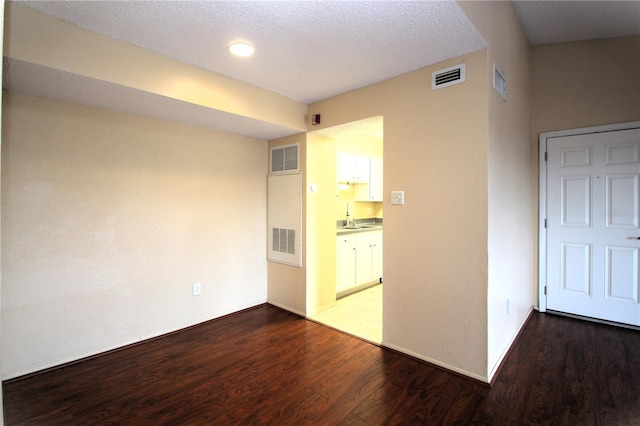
[5,1,640,140]
[513,1,640,46]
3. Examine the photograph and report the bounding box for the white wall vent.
[272,228,296,255]
[431,63,465,90]
[493,64,507,101]
[270,143,299,174]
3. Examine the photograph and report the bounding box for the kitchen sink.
[343,224,378,230]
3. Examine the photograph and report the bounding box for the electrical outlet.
[193,282,202,296]
[506,298,510,315]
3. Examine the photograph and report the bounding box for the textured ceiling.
[14,0,486,104]
[513,1,640,46]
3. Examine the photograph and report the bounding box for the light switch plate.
[391,191,405,205]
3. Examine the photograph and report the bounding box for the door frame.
[538,120,640,312]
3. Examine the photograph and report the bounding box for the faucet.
[345,202,351,227]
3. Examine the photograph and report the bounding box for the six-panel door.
[546,128,640,326]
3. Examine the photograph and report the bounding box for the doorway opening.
[307,116,384,344]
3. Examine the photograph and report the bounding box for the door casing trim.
[538,120,640,312]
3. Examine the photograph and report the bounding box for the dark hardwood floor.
[4,304,640,425]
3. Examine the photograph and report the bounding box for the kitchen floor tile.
[310,284,382,344]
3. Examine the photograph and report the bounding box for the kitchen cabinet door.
[353,158,383,202]
[369,158,383,202]
[337,231,383,295]
[337,152,354,183]
[337,152,369,183]
[355,235,373,285]
[371,231,383,281]
[336,235,356,293]
[353,155,370,183]
[355,231,383,285]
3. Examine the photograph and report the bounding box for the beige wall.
[310,49,490,380]
[0,1,5,422]
[532,35,640,136]
[266,135,307,316]
[1,92,269,379]
[460,0,535,379]
[306,133,338,315]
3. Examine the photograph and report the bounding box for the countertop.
[336,223,383,236]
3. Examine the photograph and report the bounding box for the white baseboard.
[267,300,306,318]
[487,306,534,382]
[382,342,489,384]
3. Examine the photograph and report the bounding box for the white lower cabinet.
[336,235,356,293]
[336,230,382,295]
[370,232,383,281]
[355,234,373,284]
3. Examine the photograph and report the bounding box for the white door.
[546,128,640,325]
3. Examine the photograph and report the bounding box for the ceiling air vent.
[431,63,465,90]
[270,143,299,174]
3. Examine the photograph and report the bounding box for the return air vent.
[270,143,299,174]
[493,63,507,101]
[431,63,465,90]
[272,228,296,255]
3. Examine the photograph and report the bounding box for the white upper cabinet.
[337,152,370,183]
[368,158,383,202]
[354,157,383,202]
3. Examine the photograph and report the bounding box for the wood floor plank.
[4,305,640,425]
[594,324,640,424]
[622,327,640,424]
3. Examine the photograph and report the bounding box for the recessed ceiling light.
[228,41,254,57]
